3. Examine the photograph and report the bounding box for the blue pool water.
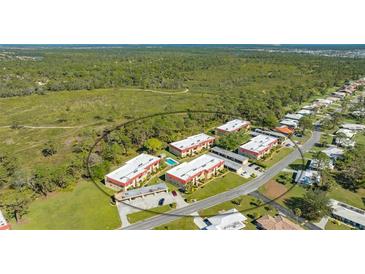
[165,157,179,166]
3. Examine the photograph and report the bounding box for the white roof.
[297,109,313,115]
[334,137,356,148]
[216,119,250,132]
[295,169,320,185]
[341,123,365,131]
[302,105,316,110]
[284,113,303,120]
[322,146,344,159]
[205,208,247,230]
[280,119,298,127]
[170,133,214,151]
[106,153,159,184]
[167,154,223,182]
[336,128,356,138]
[330,199,365,227]
[315,98,332,105]
[0,210,8,227]
[240,134,278,154]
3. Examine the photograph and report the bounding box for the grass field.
[127,204,175,224]
[154,217,199,230]
[325,218,354,230]
[186,172,249,201]
[257,147,294,168]
[11,180,121,230]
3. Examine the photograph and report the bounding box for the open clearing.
[11,180,121,230]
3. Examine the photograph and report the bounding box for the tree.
[143,138,163,154]
[293,208,302,223]
[41,143,57,157]
[299,116,313,134]
[335,144,365,190]
[263,113,279,128]
[300,190,331,221]
[0,190,31,223]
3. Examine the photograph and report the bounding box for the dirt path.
[147,88,189,95]
[0,125,81,129]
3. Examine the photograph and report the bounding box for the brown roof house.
[256,215,303,230]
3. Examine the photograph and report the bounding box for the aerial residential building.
[322,146,344,160]
[330,199,365,230]
[274,126,295,136]
[341,123,365,131]
[254,128,287,142]
[202,208,247,230]
[284,113,303,121]
[295,169,321,186]
[336,128,356,139]
[332,91,347,99]
[238,134,278,159]
[216,119,250,135]
[314,98,332,107]
[208,147,248,174]
[334,137,356,148]
[165,154,224,187]
[105,153,161,191]
[210,146,249,165]
[297,109,313,116]
[169,133,215,157]
[280,119,299,129]
[0,210,10,230]
[302,104,317,111]
[309,159,334,170]
[256,215,303,230]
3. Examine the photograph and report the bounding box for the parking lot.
[240,163,264,179]
[117,190,187,228]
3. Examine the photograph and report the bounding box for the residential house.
[202,208,247,230]
[256,215,303,230]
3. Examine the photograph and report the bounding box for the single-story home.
[297,109,313,116]
[330,199,365,230]
[322,146,345,160]
[284,113,303,121]
[341,123,365,131]
[203,208,247,230]
[295,169,321,186]
[280,119,299,129]
[256,215,303,230]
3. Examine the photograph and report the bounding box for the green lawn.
[199,195,278,230]
[325,218,354,230]
[186,172,249,201]
[127,204,175,224]
[328,185,365,210]
[154,217,199,230]
[11,180,121,230]
[257,147,294,168]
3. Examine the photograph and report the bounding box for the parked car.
[249,163,254,167]
[158,198,165,206]
[255,166,260,171]
[172,190,177,197]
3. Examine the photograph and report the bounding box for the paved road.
[122,129,321,230]
[249,191,321,230]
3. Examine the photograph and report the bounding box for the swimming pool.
[165,157,179,166]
